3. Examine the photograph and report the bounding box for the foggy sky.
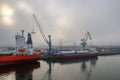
[0,0,120,47]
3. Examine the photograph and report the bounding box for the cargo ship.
[0,30,41,65]
[52,48,98,59]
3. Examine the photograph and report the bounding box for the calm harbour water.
[0,55,120,80]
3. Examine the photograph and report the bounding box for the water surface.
[0,55,120,80]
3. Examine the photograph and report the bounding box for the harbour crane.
[80,32,92,47]
[33,14,52,54]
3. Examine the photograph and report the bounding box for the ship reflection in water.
[41,58,98,80]
[0,62,40,80]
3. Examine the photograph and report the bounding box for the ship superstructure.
[15,30,33,55]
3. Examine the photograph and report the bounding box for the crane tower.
[80,32,92,47]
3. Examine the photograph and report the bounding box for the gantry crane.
[33,14,52,54]
[80,32,92,47]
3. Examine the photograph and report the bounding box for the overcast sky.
[0,0,120,47]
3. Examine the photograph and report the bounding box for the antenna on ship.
[21,30,24,37]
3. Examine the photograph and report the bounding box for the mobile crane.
[33,14,52,54]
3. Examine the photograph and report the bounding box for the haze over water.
[0,55,120,80]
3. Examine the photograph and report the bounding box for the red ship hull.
[52,53,98,59]
[0,54,41,65]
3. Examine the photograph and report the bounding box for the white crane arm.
[33,14,49,44]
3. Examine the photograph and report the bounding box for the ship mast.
[21,30,24,37]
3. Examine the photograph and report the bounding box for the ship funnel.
[27,33,33,48]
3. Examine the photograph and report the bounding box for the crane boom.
[33,14,52,54]
[33,14,49,44]
[85,32,92,42]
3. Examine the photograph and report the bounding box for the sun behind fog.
[1,5,14,26]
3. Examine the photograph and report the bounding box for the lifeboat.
[19,48,25,52]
